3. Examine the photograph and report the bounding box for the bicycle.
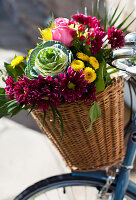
[13,32,136,200]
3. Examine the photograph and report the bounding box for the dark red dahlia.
[88,16,101,28]
[56,66,88,103]
[13,75,39,107]
[36,75,61,111]
[72,14,101,28]
[5,76,15,99]
[78,24,86,32]
[13,75,61,111]
[72,14,87,24]
[107,26,125,49]
[81,83,97,103]
[90,27,106,55]
[80,35,86,41]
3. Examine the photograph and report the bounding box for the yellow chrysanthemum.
[89,57,99,70]
[26,49,33,62]
[69,24,79,31]
[83,67,96,83]
[71,60,85,72]
[38,28,52,41]
[11,56,24,68]
[76,52,90,62]
[69,24,80,37]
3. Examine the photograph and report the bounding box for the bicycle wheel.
[14,173,135,200]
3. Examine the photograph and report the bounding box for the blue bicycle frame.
[72,113,136,200]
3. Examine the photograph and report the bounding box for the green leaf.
[95,61,105,92]
[10,105,23,117]
[130,58,136,62]
[104,2,107,30]
[110,7,125,27]
[27,105,35,116]
[87,101,101,131]
[109,0,121,25]
[4,60,25,80]
[47,13,54,28]
[0,88,5,94]
[4,63,17,80]
[122,17,136,32]
[107,66,114,70]
[50,105,56,128]
[91,0,94,17]
[0,99,22,118]
[117,10,135,29]
[108,69,119,75]
[97,0,100,20]
[54,107,64,143]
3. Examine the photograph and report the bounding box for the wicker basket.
[31,77,125,171]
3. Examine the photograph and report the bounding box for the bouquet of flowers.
[0,3,135,171]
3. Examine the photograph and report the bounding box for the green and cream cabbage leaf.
[25,40,73,78]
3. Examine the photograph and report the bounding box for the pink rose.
[55,18,70,27]
[51,27,77,47]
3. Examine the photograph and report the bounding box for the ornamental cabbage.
[25,40,73,78]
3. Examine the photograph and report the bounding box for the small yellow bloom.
[71,60,85,72]
[44,96,49,101]
[69,24,80,37]
[67,82,75,89]
[11,56,24,68]
[76,52,90,62]
[83,67,96,83]
[38,28,52,41]
[26,49,33,62]
[69,24,79,31]
[26,56,29,62]
[28,49,33,55]
[89,57,99,70]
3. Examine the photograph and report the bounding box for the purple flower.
[81,83,97,103]
[5,76,15,99]
[107,26,125,49]
[90,27,106,55]
[56,66,88,103]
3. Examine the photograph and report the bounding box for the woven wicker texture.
[31,77,125,171]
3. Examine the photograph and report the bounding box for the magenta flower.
[81,83,97,103]
[88,16,101,28]
[56,66,88,103]
[13,75,61,111]
[107,26,125,49]
[13,76,39,107]
[90,27,106,55]
[72,14,87,24]
[72,14,101,28]
[5,76,15,99]
[36,75,61,111]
